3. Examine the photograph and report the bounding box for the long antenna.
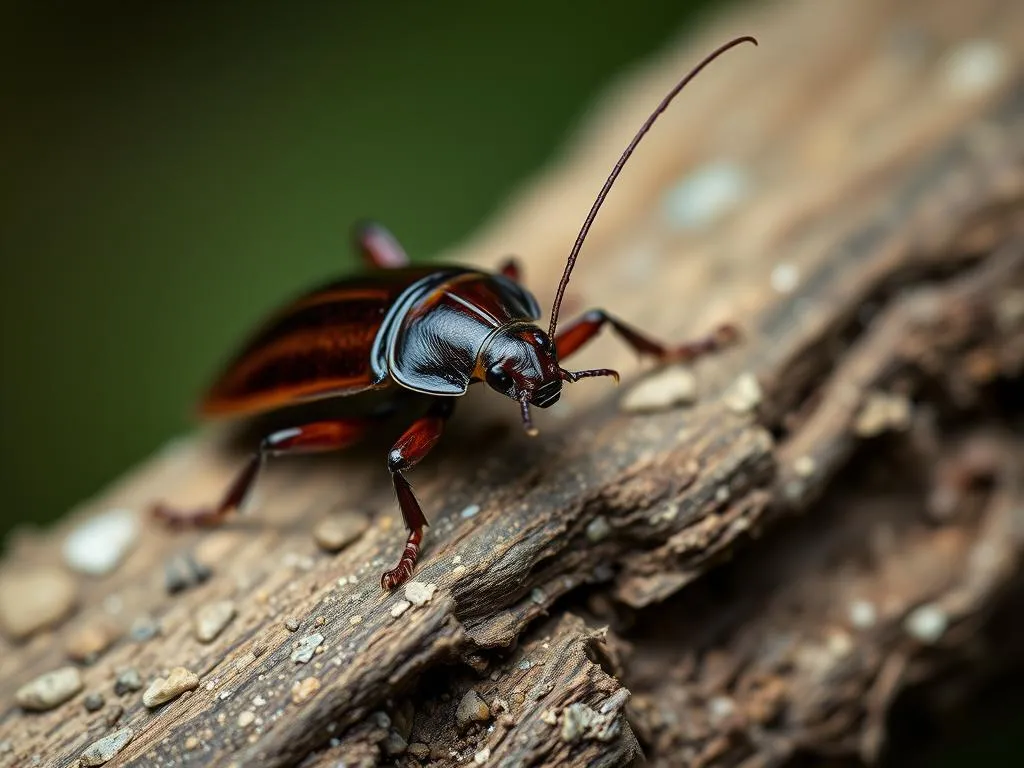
[548,35,757,339]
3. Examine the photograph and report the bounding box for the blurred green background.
[0,3,1020,763]
[1,0,715,535]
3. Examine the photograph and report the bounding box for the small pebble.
[708,696,736,723]
[390,600,412,618]
[284,617,300,632]
[16,666,83,712]
[593,563,614,582]
[0,567,77,641]
[114,668,143,696]
[283,552,315,572]
[130,616,159,642]
[586,516,612,543]
[792,455,816,479]
[164,552,212,594]
[291,633,325,664]
[621,367,698,413]
[312,512,369,553]
[349,615,363,625]
[854,391,911,437]
[651,503,680,524]
[827,630,853,657]
[63,508,139,576]
[723,373,762,413]
[942,39,1008,96]
[382,730,408,756]
[408,742,430,760]
[848,600,878,629]
[904,603,948,644]
[291,676,321,704]
[474,747,491,764]
[456,690,491,730]
[66,621,121,664]
[142,666,199,708]
[84,692,105,712]
[237,710,256,728]
[405,581,437,606]
[80,727,133,766]
[996,289,1024,331]
[561,703,597,743]
[460,504,480,519]
[540,709,558,725]
[194,600,237,643]
[770,263,800,294]
[661,159,751,230]
[184,736,200,751]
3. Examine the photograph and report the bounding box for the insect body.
[154,36,757,590]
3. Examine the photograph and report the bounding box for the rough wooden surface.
[2,0,1023,766]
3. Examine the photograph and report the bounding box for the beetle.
[153,36,757,590]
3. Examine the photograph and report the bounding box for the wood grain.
[1,0,1022,766]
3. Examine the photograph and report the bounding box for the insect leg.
[153,418,371,527]
[498,257,522,281]
[380,398,456,590]
[353,220,410,269]
[555,308,740,363]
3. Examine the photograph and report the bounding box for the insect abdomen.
[200,272,436,418]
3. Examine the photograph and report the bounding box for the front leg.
[153,419,370,527]
[380,398,456,591]
[555,308,739,363]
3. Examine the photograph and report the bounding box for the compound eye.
[487,365,512,391]
[532,330,556,354]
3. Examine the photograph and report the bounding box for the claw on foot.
[380,528,423,591]
[666,322,742,363]
[380,565,412,592]
[711,322,742,347]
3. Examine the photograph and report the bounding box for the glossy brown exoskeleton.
[154,36,757,590]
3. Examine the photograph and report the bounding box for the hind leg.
[153,418,371,527]
[353,221,410,269]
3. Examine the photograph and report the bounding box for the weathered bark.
[1,0,1023,766]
